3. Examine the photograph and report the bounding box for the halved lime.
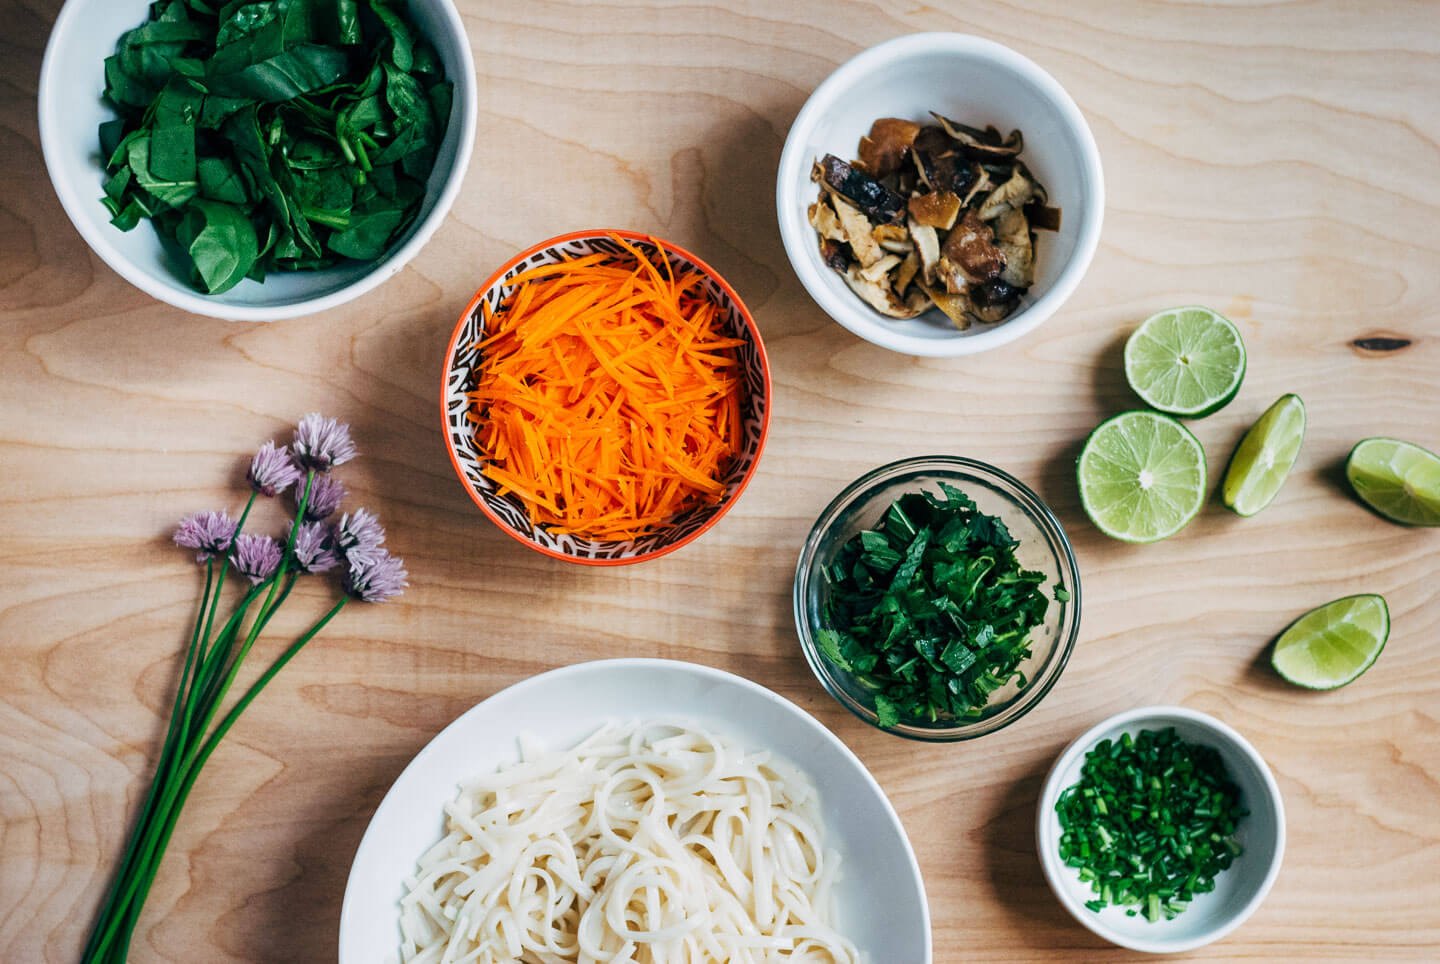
[1271,594,1389,689]
[1222,394,1306,516]
[1124,306,1246,417]
[1077,411,1207,542]
[1345,437,1440,526]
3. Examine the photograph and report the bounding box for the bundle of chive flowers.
[83,414,406,964]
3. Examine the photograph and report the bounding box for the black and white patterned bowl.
[441,230,772,565]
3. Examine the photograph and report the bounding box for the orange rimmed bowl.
[441,230,772,565]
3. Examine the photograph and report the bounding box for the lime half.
[1222,394,1306,516]
[1078,411,1207,542]
[1124,306,1246,417]
[1272,594,1389,690]
[1346,437,1440,526]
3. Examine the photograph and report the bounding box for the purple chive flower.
[246,441,303,497]
[335,507,386,564]
[229,534,283,585]
[343,548,408,603]
[291,413,357,472]
[173,510,239,563]
[293,472,347,522]
[288,520,342,574]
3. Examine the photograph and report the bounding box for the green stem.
[82,560,214,962]
[91,599,347,964]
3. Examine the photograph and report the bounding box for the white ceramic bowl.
[339,658,931,963]
[1036,706,1285,953]
[38,0,477,322]
[776,33,1103,357]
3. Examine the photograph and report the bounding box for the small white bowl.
[776,33,1103,357]
[38,0,477,322]
[1036,706,1285,953]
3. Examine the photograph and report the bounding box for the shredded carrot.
[468,236,745,541]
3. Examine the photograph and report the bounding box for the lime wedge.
[1346,437,1440,526]
[1222,394,1306,516]
[1272,594,1389,689]
[1124,307,1246,417]
[1077,411,1207,542]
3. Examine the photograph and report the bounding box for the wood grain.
[2,0,1439,960]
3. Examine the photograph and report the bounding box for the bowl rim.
[775,31,1105,357]
[441,228,773,566]
[793,454,1082,741]
[1035,704,1287,953]
[36,0,478,323]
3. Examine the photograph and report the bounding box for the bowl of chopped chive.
[1037,706,1286,953]
[794,455,1080,741]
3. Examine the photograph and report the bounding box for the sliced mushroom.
[940,209,1007,287]
[843,266,928,319]
[807,199,846,242]
[829,195,885,268]
[907,190,961,230]
[970,278,1024,323]
[819,238,850,273]
[917,281,972,330]
[930,112,1024,163]
[1027,201,1062,231]
[859,253,902,283]
[977,167,1037,221]
[856,118,922,178]
[873,223,913,253]
[813,155,905,224]
[992,208,1034,288]
[908,219,942,285]
[959,164,991,207]
[894,250,920,293]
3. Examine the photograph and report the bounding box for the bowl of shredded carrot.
[442,230,772,564]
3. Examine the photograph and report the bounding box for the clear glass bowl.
[794,456,1082,741]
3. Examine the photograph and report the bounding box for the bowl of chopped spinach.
[794,455,1080,740]
[39,0,477,321]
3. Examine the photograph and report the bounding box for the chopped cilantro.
[818,482,1051,728]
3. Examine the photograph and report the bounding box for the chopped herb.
[98,0,452,294]
[818,482,1050,727]
[1055,727,1247,922]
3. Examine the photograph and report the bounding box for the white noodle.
[399,721,861,964]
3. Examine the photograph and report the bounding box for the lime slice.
[1222,394,1306,516]
[1271,594,1389,689]
[1077,411,1207,542]
[1124,306,1246,417]
[1345,437,1440,526]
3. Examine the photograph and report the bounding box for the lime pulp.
[1272,594,1389,689]
[1124,306,1246,418]
[1077,411,1208,543]
[1346,437,1440,526]
[1222,394,1306,516]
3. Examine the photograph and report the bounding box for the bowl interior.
[777,33,1102,354]
[38,0,475,320]
[338,659,932,964]
[796,458,1080,740]
[444,232,770,563]
[1037,708,1285,952]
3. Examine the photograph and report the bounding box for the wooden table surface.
[3,0,1438,960]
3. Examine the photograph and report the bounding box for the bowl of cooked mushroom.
[776,33,1104,357]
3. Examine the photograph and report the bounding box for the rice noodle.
[398,722,860,963]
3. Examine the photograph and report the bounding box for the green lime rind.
[1124,306,1247,418]
[1222,394,1307,516]
[1271,593,1389,690]
[1077,410,1208,543]
[1345,437,1440,526]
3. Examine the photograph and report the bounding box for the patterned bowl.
[441,230,772,564]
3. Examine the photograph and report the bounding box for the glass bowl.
[794,456,1082,741]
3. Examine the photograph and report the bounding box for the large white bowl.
[776,33,1104,357]
[1036,706,1286,954]
[38,0,477,322]
[339,658,931,963]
